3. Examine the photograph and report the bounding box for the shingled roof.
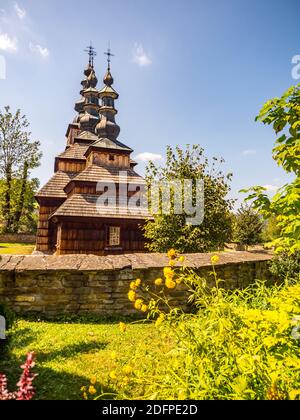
[86,137,133,153]
[72,164,146,185]
[36,172,77,198]
[58,143,89,160]
[74,131,99,142]
[51,194,151,220]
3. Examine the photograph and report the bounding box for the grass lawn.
[0,319,156,400]
[0,243,35,255]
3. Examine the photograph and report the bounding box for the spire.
[84,44,97,68]
[104,44,114,71]
[103,45,114,86]
[95,46,120,141]
[74,45,100,132]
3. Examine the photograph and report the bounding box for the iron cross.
[104,44,115,70]
[84,44,97,67]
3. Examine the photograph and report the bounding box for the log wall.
[57,220,146,255]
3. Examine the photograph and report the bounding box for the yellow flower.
[130,281,137,291]
[263,336,278,348]
[179,256,185,264]
[119,322,127,333]
[90,376,97,385]
[134,299,144,310]
[155,319,162,328]
[155,314,165,327]
[169,259,176,267]
[155,278,163,286]
[80,386,86,392]
[123,365,133,375]
[123,377,130,385]
[211,255,220,265]
[83,392,88,400]
[165,278,176,289]
[289,390,300,400]
[141,304,148,313]
[109,370,117,380]
[111,351,118,360]
[128,290,137,302]
[167,249,177,259]
[164,267,174,278]
[88,385,97,395]
[135,278,142,287]
[178,389,187,400]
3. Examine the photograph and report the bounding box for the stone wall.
[0,234,36,244]
[0,251,274,316]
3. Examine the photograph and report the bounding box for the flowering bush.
[84,251,300,400]
[0,352,37,400]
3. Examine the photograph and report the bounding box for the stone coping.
[0,251,273,272]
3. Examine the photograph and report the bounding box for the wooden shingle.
[36,172,77,198]
[51,194,151,220]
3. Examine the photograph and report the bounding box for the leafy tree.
[0,178,39,233]
[261,216,281,243]
[242,85,300,254]
[233,204,263,247]
[144,145,234,253]
[0,106,42,233]
[269,251,300,281]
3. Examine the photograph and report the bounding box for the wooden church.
[35,47,151,255]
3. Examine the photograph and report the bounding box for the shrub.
[87,252,300,400]
[233,204,264,246]
[269,251,300,281]
[0,352,37,400]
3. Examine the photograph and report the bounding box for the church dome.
[96,116,120,140]
[103,70,114,86]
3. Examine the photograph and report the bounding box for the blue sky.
[0,0,298,204]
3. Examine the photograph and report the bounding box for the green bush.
[269,251,300,281]
[89,253,300,401]
[233,204,264,246]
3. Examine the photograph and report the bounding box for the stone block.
[62,278,84,288]
[14,296,35,303]
[16,278,38,287]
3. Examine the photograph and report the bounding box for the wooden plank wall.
[56,160,86,172]
[58,220,146,255]
[91,152,130,168]
[36,205,59,252]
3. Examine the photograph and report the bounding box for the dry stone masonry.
[0,251,274,316]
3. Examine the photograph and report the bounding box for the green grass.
[0,243,35,255]
[0,319,155,400]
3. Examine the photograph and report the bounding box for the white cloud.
[133,44,152,67]
[134,152,163,162]
[242,149,257,156]
[263,184,279,192]
[0,33,18,52]
[14,2,26,20]
[29,42,50,59]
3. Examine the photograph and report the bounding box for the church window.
[109,226,121,246]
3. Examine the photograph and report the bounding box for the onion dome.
[95,48,120,141]
[103,69,114,86]
[73,46,100,133]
